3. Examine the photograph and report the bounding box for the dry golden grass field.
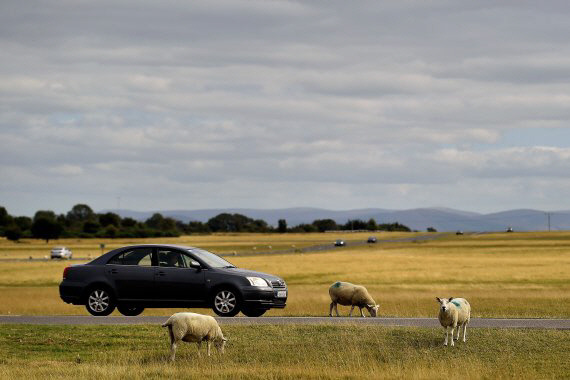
[0,231,569,318]
[1,232,569,379]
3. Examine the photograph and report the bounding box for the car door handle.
[109,269,118,274]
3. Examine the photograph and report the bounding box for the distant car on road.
[59,244,287,317]
[334,239,346,247]
[367,236,377,243]
[506,227,513,232]
[456,230,464,235]
[51,247,72,259]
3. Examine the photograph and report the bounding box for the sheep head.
[366,304,379,317]
[215,337,228,354]
[435,297,454,313]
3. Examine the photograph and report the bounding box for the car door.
[105,247,156,301]
[154,248,206,302]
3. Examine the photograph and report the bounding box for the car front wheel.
[85,287,116,316]
[212,289,241,317]
[117,305,144,316]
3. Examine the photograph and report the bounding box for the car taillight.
[63,266,70,279]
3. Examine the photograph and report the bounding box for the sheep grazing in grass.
[329,281,379,317]
[162,312,227,361]
[436,297,471,346]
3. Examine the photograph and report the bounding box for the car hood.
[215,267,284,282]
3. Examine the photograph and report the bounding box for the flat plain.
[0,231,568,317]
[1,231,569,379]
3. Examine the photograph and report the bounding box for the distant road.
[0,233,452,262]
[220,232,453,257]
[1,316,568,329]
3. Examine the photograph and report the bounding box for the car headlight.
[247,277,269,287]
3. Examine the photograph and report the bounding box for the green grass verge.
[0,324,568,379]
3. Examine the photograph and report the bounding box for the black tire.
[241,308,266,317]
[85,286,116,316]
[117,305,144,316]
[212,288,241,317]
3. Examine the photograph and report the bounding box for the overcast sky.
[2,1,570,217]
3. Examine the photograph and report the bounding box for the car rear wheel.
[241,307,266,317]
[117,305,144,316]
[85,287,116,316]
[212,289,241,317]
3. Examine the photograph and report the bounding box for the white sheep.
[162,312,227,361]
[436,297,471,346]
[328,281,379,317]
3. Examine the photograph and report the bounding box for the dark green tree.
[0,206,12,227]
[67,204,95,224]
[99,212,121,227]
[290,223,318,232]
[187,221,210,234]
[278,219,287,233]
[83,220,100,234]
[343,219,367,230]
[378,222,411,232]
[145,213,165,229]
[5,225,22,242]
[31,217,63,243]
[312,219,338,232]
[207,213,266,232]
[34,210,57,221]
[121,217,138,228]
[14,216,32,232]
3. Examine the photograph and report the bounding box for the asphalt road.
[1,316,568,329]
[0,233,453,262]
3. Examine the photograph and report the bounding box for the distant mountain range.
[104,207,570,232]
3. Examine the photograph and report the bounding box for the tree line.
[0,204,411,243]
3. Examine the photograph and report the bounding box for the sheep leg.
[454,324,460,341]
[450,326,456,346]
[329,302,334,317]
[167,326,177,361]
[333,303,340,317]
[169,341,177,362]
[443,327,448,346]
[207,341,212,357]
[349,305,355,317]
[359,307,365,318]
[196,341,202,357]
[462,323,468,343]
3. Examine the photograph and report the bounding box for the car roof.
[87,244,202,265]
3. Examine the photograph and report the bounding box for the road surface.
[0,233,453,262]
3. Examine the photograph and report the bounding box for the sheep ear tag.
[451,301,461,308]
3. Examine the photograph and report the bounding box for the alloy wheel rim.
[88,290,110,312]
[214,291,236,314]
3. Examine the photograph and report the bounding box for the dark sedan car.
[334,239,345,247]
[59,244,287,317]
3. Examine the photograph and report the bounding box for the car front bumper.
[241,286,287,309]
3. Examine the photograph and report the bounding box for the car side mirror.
[190,260,201,270]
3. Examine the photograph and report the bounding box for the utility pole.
[546,212,551,232]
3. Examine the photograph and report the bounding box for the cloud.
[1,1,570,215]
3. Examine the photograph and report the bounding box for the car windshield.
[188,248,235,268]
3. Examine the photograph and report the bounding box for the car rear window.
[107,248,153,266]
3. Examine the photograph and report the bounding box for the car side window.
[107,248,153,266]
[157,250,188,268]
